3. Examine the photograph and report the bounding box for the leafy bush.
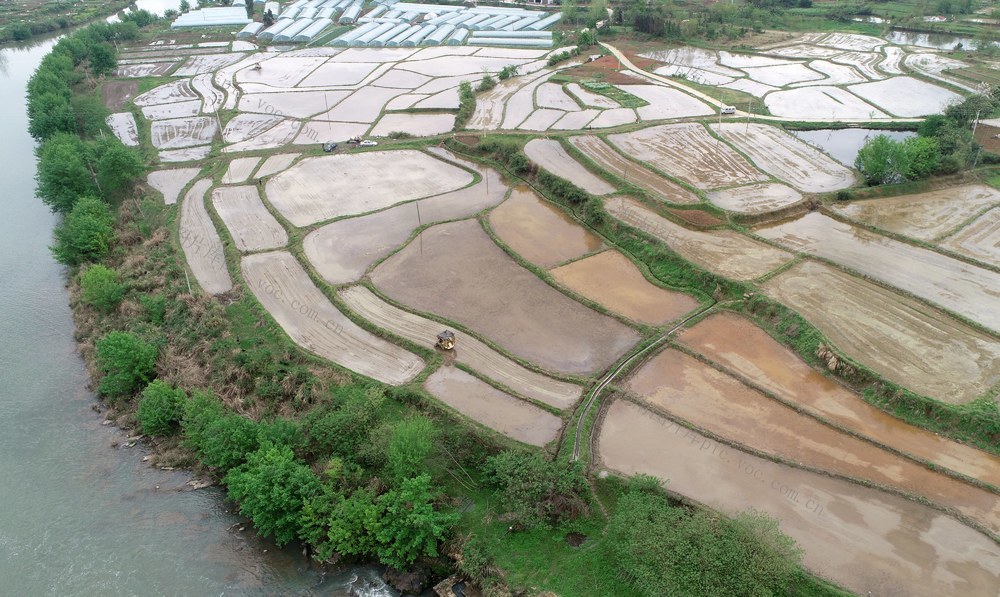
[80,264,124,312]
[547,51,572,66]
[137,380,185,436]
[482,450,590,528]
[477,74,497,92]
[454,81,475,131]
[95,331,157,400]
[35,133,98,212]
[51,196,116,266]
[225,444,322,546]
[302,386,385,460]
[498,64,518,80]
[197,413,263,471]
[387,416,435,481]
[139,293,167,324]
[854,135,941,186]
[606,482,802,597]
[94,138,145,198]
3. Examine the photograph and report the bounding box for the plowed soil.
[568,136,698,204]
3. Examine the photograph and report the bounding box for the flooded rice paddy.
[147,167,199,206]
[178,179,232,295]
[211,186,288,252]
[567,135,699,204]
[523,139,616,195]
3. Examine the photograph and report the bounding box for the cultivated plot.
[679,312,1000,487]
[550,250,699,325]
[764,86,887,120]
[597,400,1000,597]
[489,186,604,268]
[707,182,803,214]
[222,114,285,144]
[757,212,1000,332]
[238,90,350,119]
[626,348,1000,534]
[616,85,714,120]
[848,76,962,117]
[761,260,1000,403]
[605,196,791,280]
[940,207,1000,267]
[831,184,1000,241]
[371,219,641,376]
[710,123,855,193]
[523,139,616,195]
[304,149,508,284]
[133,79,198,106]
[179,179,232,295]
[106,113,139,146]
[424,368,562,447]
[151,117,218,150]
[241,251,424,385]
[340,286,581,410]
[147,168,200,206]
[369,113,455,137]
[608,124,768,190]
[254,153,300,179]
[568,136,698,204]
[211,186,288,252]
[265,150,474,226]
[141,100,201,121]
[222,157,262,185]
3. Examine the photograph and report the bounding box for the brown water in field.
[625,348,1000,534]
[597,400,1000,597]
[679,312,1000,488]
[489,186,604,268]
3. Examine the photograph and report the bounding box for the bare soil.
[178,179,232,295]
[211,186,288,253]
[101,80,138,110]
[940,207,1000,267]
[371,219,641,376]
[568,135,698,205]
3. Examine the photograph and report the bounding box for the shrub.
[80,264,124,312]
[139,293,167,324]
[477,74,497,92]
[454,81,475,131]
[482,450,590,528]
[181,391,225,450]
[387,416,435,481]
[95,331,157,400]
[137,380,185,436]
[51,196,116,266]
[302,386,385,460]
[197,413,263,471]
[606,483,802,597]
[35,133,97,210]
[225,444,322,546]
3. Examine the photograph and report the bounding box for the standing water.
[792,128,916,167]
[0,26,393,597]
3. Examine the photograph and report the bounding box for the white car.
[359,140,378,147]
[720,106,736,115]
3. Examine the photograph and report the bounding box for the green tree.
[137,380,186,436]
[854,134,904,185]
[88,42,117,77]
[386,416,435,481]
[70,94,110,139]
[179,0,191,12]
[302,386,384,460]
[35,133,97,212]
[95,331,157,400]
[181,391,225,450]
[28,93,75,140]
[371,474,458,569]
[483,450,590,528]
[80,264,124,312]
[94,139,144,198]
[51,196,116,266]
[224,444,322,546]
[900,136,940,180]
[197,413,263,471]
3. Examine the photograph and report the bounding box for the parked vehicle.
[322,141,337,152]
[359,140,378,147]
[721,106,736,115]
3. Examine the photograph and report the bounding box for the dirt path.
[178,179,232,295]
[241,251,424,385]
[625,347,1000,535]
[679,311,1000,487]
[597,400,1000,597]
[339,286,581,410]
[568,135,698,204]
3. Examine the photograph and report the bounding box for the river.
[0,21,392,597]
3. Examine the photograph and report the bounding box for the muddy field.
[239,90,350,119]
[339,286,581,410]
[597,400,1000,597]
[848,76,963,117]
[940,207,1000,266]
[265,150,474,226]
[567,136,698,204]
[832,184,1000,241]
[625,347,1000,533]
[608,124,767,190]
[106,113,139,147]
[370,113,455,137]
[550,250,699,325]
[710,123,855,193]
[489,186,604,268]
[304,149,508,285]
[605,196,791,280]
[178,179,232,295]
[616,85,714,120]
[469,69,552,130]
[679,312,1000,487]
[764,86,886,120]
[371,219,641,376]
[224,119,302,153]
[706,182,803,214]
[150,116,218,150]
[254,153,299,179]
[758,212,1000,332]
[762,260,1000,403]
[222,157,262,185]
[424,368,562,447]
[241,251,424,385]
[147,168,199,206]
[211,186,288,253]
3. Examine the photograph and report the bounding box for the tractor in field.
[436,330,456,351]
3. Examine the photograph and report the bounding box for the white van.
[721,106,736,115]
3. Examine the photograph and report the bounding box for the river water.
[0,26,393,597]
